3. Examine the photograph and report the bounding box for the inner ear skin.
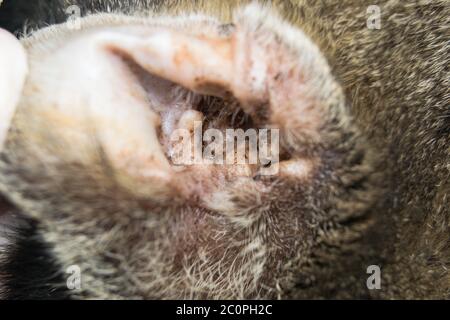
[0,6,380,299]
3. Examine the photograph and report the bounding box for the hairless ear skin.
[0,28,27,151]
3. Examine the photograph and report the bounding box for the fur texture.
[0,0,448,299]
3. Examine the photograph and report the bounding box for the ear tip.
[0,28,28,151]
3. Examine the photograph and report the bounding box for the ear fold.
[0,28,27,151]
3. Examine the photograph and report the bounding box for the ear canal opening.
[114,50,261,167]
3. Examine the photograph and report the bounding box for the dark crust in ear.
[0,198,70,300]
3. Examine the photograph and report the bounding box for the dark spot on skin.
[217,23,236,36]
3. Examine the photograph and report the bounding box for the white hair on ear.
[0,28,28,151]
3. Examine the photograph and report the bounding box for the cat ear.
[93,6,347,181]
[0,29,27,150]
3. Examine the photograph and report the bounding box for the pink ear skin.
[20,8,350,211]
[94,20,340,178]
[0,28,28,151]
